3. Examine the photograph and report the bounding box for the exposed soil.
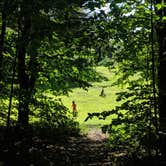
[86,128,109,141]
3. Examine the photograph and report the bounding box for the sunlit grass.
[59,66,123,127]
[0,66,124,130]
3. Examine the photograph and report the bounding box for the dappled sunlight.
[59,67,123,126]
[86,127,109,141]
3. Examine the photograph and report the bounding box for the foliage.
[59,66,123,127]
[107,0,159,155]
[0,0,110,127]
[85,0,159,156]
[30,93,79,133]
[86,82,158,155]
[0,0,164,160]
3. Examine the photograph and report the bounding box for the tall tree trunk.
[0,0,7,82]
[17,9,38,127]
[158,26,166,130]
[158,26,166,158]
[155,0,166,158]
[17,44,30,126]
[17,13,31,127]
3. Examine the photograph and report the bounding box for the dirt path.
[39,127,114,166]
[0,129,116,166]
[86,127,109,141]
[0,126,128,166]
[1,127,159,166]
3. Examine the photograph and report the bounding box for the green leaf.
[156,3,162,10]
[162,16,166,21]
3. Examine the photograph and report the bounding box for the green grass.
[0,66,123,131]
[59,66,123,127]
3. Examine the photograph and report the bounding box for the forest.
[0,0,166,165]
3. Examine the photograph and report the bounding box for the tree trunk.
[17,8,38,127]
[17,46,30,126]
[158,29,166,132]
[155,0,166,158]
[158,26,166,158]
[0,0,7,82]
[17,12,31,127]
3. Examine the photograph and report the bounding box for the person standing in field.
[72,100,77,117]
[99,88,106,97]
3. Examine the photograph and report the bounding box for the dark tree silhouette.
[0,0,7,81]
[155,0,166,157]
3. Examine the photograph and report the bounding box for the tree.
[85,0,160,155]
[0,0,108,127]
[0,0,7,82]
[155,0,166,158]
[15,0,88,126]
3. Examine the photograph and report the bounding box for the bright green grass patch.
[59,66,123,127]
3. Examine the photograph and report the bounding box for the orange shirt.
[72,103,77,111]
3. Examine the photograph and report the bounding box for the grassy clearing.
[0,66,123,130]
[59,66,123,128]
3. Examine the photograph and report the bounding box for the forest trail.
[39,127,115,166]
[0,127,160,166]
[38,126,127,166]
[86,127,109,141]
[0,127,118,166]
